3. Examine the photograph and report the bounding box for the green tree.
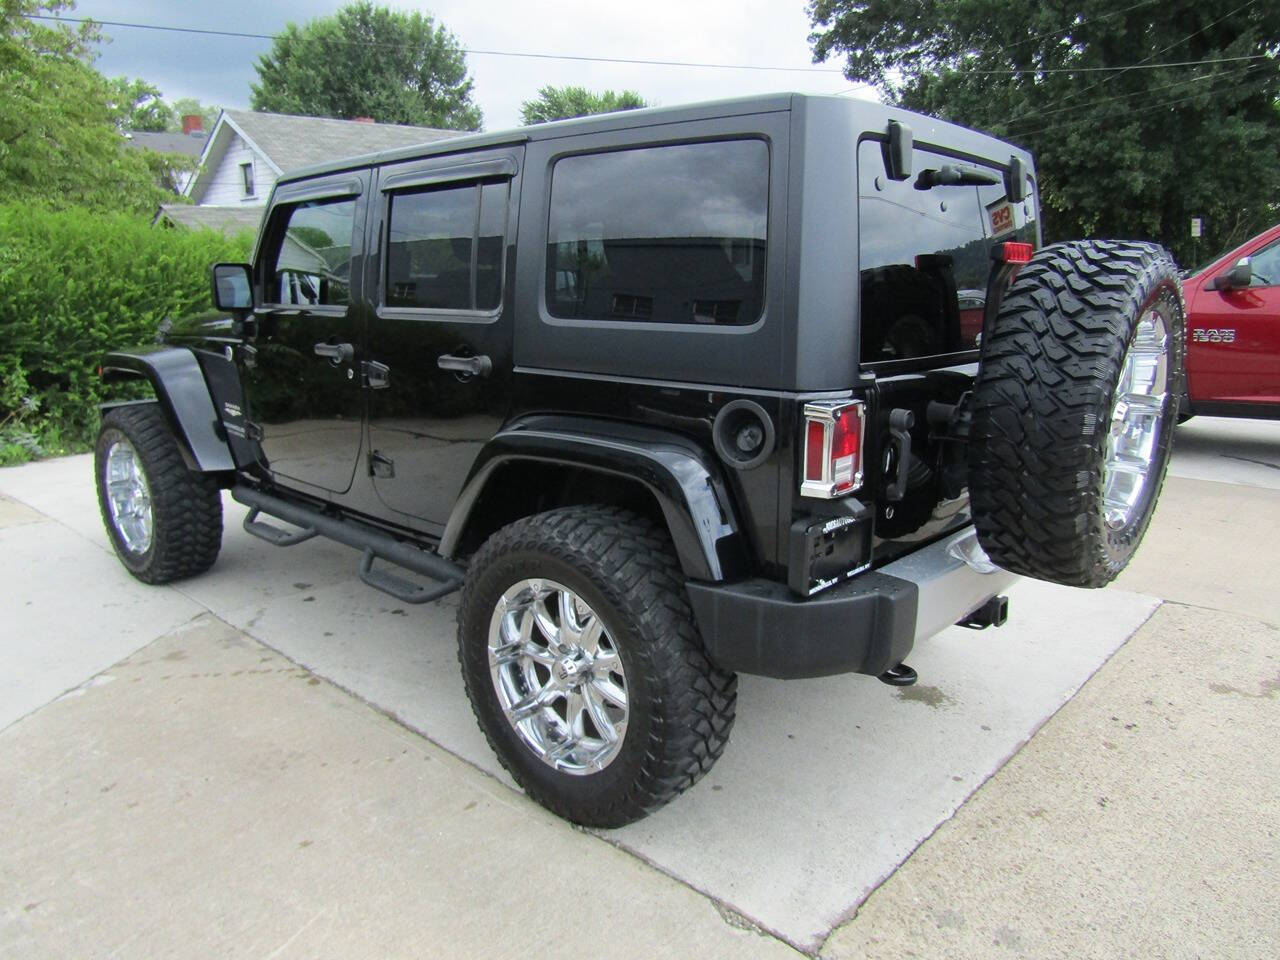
[167,97,220,133]
[250,1,482,130]
[809,0,1280,263]
[106,75,174,132]
[0,0,170,213]
[519,85,649,125]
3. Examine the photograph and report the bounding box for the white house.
[123,121,207,195]
[160,109,461,235]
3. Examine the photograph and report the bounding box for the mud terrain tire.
[95,403,223,583]
[457,505,737,828]
[968,240,1185,587]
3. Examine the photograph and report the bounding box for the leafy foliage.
[0,204,253,459]
[809,0,1280,263]
[106,76,174,132]
[250,1,482,130]
[519,86,649,125]
[0,1,175,214]
[166,97,220,134]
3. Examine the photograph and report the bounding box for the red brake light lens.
[800,401,865,498]
[1001,242,1034,263]
[830,411,861,494]
[805,419,826,482]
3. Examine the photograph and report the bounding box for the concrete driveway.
[1,417,1277,958]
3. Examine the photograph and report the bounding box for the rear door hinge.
[368,450,395,478]
[244,420,264,442]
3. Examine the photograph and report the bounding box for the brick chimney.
[182,114,204,136]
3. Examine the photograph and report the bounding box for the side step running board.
[358,549,457,605]
[233,485,464,605]
[243,507,318,546]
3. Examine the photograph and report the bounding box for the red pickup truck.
[1181,222,1280,420]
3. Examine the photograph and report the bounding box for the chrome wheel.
[487,578,628,775]
[1102,306,1169,531]
[103,439,153,554]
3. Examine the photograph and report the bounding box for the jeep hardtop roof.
[275,93,1035,189]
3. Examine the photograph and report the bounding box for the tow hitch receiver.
[958,595,1010,630]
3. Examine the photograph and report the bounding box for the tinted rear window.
[858,139,1037,363]
[546,139,768,326]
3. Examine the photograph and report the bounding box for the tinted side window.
[546,139,768,326]
[265,198,357,306]
[386,181,507,311]
[1248,239,1280,287]
[858,139,1038,362]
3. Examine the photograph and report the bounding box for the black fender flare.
[440,416,747,582]
[100,346,234,473]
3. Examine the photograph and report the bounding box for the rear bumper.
[686,526,1017,679]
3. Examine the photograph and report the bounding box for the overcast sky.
[67,0,877,131]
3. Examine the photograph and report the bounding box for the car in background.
[958,288,986,346]
[1181,222,1280,420]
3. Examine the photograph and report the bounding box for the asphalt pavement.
[1,416,1277,958]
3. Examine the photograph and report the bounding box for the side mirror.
[1210,258,1252,291]
[211,262,253,311]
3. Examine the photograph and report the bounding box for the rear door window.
[385,180,508,312]
[858,139,1037,363]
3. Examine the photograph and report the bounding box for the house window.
[240,162,255,197]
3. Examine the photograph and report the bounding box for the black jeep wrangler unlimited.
[96,94,1184,827]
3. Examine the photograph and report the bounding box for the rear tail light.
[997,241,1034,264]
[800,400,865,498]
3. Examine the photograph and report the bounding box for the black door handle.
[314,341,354,364]
[437,353,492,377]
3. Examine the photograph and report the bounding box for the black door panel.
[365,149,521,527]
[241,174,370,494]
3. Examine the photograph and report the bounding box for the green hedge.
[0,204,253,461]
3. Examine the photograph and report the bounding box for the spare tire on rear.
[968,240,1185,587]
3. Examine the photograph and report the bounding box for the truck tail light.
[800,400,865,498]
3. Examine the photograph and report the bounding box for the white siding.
[201,137,277,206]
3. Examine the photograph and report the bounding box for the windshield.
[858,139,1038,364]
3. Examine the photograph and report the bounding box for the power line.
[1012,75,1269,140]
[1018,0,1262,117]
[25,14,848,74]
[1009,60,1267,128]
[954,53,1268,74]
[26,13,1275,77]
[981,0,1165,61]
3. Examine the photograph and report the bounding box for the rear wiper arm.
[914,164,1000,190]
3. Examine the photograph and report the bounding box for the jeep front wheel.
[457,505,736,828]
[95,403,223,583]
[968,240,1185,587]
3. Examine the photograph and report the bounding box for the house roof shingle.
[221,109,461,172]
[123,130,208,158]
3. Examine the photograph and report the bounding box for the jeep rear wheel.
[457,505,736,828]
[968,240,1185,587]
[95,404,223,584]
